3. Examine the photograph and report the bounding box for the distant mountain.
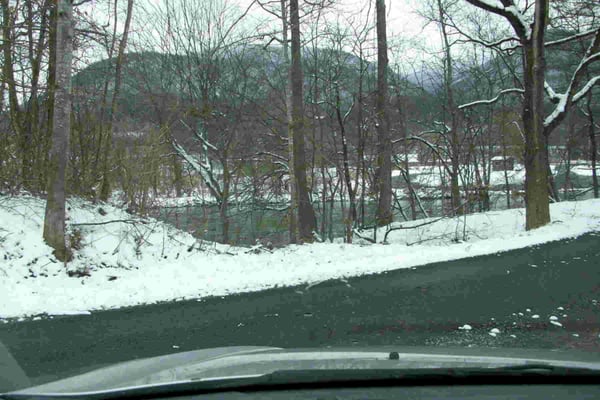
[72,45,431,123]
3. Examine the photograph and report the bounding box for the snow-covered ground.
[570,164,600,177]
[1,194,600,320]
[406,164,527,188]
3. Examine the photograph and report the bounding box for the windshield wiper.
[4,365,600,400]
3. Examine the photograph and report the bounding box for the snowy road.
[1,232,599,387]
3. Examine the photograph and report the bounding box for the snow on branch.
[544,81,562,104]
[179,119,218,153]
[544,29,600,135]
[458,88,524,109]
[463,0,530,40]
[172,138,223,201]
[573,75,600,103]
[433,120,451,133]
[581,52,600,68]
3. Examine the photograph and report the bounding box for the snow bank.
[1,194,600,320]
[570,164,600,177]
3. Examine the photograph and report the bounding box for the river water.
[153,191,534,246]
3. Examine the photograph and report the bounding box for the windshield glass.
[1,0,600,392]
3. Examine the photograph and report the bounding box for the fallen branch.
[71,219,147,227]
[383,216,447,243]
[383,197,474,243]
[406,234,451,246]
[353,229,376,243]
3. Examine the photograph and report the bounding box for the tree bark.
[289,0,316,242]
[43,0,73,261]
[374,0,393,226]
[522,0,551,230]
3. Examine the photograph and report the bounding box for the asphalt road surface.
[1,232,599,388]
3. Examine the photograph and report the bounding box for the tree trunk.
[392,68,416,220]
[280,0,298,243]
[564,147,572,200]
[399,106,417,220]
[289,0,316,242]
[587,92,598,199]
[336,88,356,243]
[374,0,392,226]
[317,98,327,239]
[1,0,25,187]
[25,0,51,191]
[100,0,134,201]
[501,129,511,209]
[172,153,183,197]
[43,0,73,261]
[44,3,57,187]
[436,0,462,216]
[220,162,230,244]
[355,49,366,227]
[547,157,560,202]
[522,0,550,230]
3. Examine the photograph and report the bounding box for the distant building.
[491,156,515,171]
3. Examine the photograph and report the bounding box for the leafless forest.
[1,0,599,257]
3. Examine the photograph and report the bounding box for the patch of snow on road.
[49,310,91,316]
[488,328,500,337]
[2,195,600,319]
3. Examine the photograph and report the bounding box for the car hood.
[6,345,600,395]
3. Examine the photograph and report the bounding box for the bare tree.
[289,0,317,241]
[461,0,600,229]
[374,0,393,226]
[1,0,53,190]
[584,91,599,198]
[43,0,73,261]
[435,0,463,215]
[99,0,134,201]
[1,0,24,185]
[257,0,298,242]
[348,8,375,228]
[281,0,298,243]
